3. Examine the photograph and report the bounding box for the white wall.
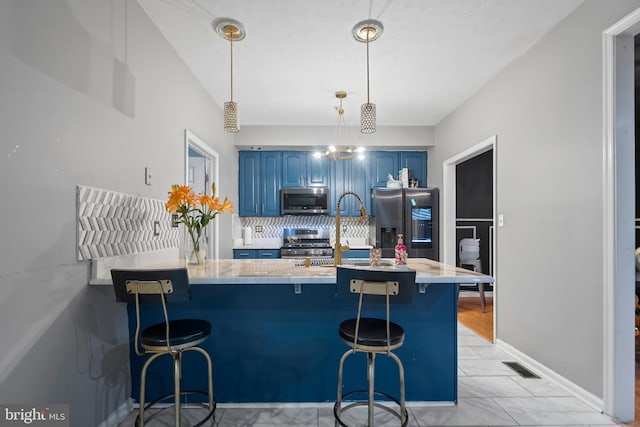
[0,0,236,425]
[431,0,640,398]
[235,125,435,150]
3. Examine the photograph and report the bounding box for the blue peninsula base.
[126,282,459,404]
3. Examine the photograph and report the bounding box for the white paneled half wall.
[76,185,179,260]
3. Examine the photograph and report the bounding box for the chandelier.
[314,91,365,161]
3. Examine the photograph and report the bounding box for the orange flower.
[165,183,234,252]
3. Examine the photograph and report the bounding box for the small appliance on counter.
[280,228,333,259]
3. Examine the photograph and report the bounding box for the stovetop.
[281,241,331,249]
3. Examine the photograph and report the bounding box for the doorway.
[603,9,640,422]
[185,129,220,260]
[442,135,497,342]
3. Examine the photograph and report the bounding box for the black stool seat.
[142,319,211,348]
[339,318,405,347]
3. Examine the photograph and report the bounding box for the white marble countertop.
[90,258,493,286]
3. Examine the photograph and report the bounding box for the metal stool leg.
[174,351,182,427]
[191,346,216,424]
[479,283,486,312]
[367,352,376,426]
[139,353,164,426]
[335,348,354,423]
[388,351,408,426]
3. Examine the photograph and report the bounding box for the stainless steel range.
[280,228,333,258]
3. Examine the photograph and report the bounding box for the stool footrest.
[334,390,408,427]
[135,390,216,427]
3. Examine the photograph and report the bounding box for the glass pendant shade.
[360,102,376,133]
[224,101,239,133]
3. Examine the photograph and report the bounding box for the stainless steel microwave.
[281,187,329,215]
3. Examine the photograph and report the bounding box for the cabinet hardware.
[294,283,302,294]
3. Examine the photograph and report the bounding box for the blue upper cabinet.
[261,152,282,216]
[238,151,281,217]
[238,151,260,216]
[400,151,427,187]
[282,151,329,187]
[370,151,400,188]
[329,157,370,217]
[307,154,329,187]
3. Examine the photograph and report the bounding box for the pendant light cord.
[229,30,234,102]
[366,29,370,104]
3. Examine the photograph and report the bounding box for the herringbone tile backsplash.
[239,216,370,241]
[76,185,179,260]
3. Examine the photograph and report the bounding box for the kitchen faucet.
[334,191,368,266]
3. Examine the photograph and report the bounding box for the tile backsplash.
[236,216,370,242]
[76,185,179,260]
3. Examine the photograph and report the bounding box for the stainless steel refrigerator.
[372,187,439,260]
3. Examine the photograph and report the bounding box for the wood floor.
[457,291,493,343]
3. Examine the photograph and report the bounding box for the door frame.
[184,129,220,260]
[442,135,497,341]
[602,8,640,421]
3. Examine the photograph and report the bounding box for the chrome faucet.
[334,191,368,266]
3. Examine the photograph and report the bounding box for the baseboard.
[97,399,132,427]
[494,339,604,412]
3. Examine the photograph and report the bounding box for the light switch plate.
[498,214,504,227]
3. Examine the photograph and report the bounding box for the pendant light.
[213,18,246,133]
[352,19,383,134]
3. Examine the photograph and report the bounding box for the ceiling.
[138,0,583,127]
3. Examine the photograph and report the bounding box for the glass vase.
[184,231,207,266]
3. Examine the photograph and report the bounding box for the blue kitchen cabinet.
[329,157,370,217]
[370,151,400,188]
[233,249,280,259]
[238,151,281,216]
[233,249,256,259]
[256,249,280,259]
[370,151,427,188]
[282,151,329,187]
[400,151,427,187]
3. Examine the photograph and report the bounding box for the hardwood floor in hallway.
[457,291,493,343]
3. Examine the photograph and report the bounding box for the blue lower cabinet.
[233,249,280,259]
[233,249,257,259]
[257,249,280,259]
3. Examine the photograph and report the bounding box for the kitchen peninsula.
[94,258,493,405]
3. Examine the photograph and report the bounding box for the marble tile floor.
[117,324,620,427]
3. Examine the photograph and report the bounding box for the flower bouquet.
[165,183,233,264]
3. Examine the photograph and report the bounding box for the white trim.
[442,135,497,342]
[96,399,132,427]
[185,129,221,260]
[602,8,640,422]
[456,218,494,222]
[495,339,604,413]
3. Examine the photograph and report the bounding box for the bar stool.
[459,238,487,312]
[334,266,417,427]
[111,268,216,427]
